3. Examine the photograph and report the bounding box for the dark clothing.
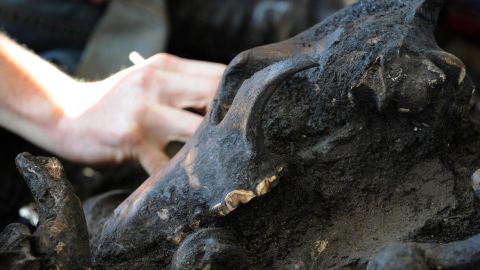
[0,0,169,78]
[0,0,104,73]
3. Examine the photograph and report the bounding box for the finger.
[152,70,221,110]
[147,53,226,78]
[137,143,170,175]
[142,105,204,143]
[102,53,225,90]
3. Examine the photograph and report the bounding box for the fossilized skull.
[3,0,480,269]
[90,0,476,268]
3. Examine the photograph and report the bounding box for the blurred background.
[0,0,478,230]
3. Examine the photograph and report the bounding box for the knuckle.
[136,67,165,93]
[152,53,175,68]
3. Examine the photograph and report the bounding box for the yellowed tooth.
[459,67,466,85]
[211,189,257,216]
[211,172,283,217]
[434,50,466,85]
[224,190,256,212]
[256,175,278,196]
[443,54,466,85]
[166,226,184,245]
[190,220,200,230]
[210,203,226,216]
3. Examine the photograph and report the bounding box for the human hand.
[57,53,225,174]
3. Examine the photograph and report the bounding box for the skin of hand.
[0,33,225,174]
[59,54,226,174]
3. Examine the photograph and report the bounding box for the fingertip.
[138,145,170,175]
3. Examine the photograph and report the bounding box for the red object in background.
[446,2,480,38]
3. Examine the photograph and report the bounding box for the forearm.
[0,33,97,153]
[0,33,225,170]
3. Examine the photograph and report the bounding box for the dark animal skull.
[3,0,480,269]
[91,0,474,268]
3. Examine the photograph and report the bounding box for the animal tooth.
[256,175,278,196]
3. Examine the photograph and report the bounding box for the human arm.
[0,33,225,174]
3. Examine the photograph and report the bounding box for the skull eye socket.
[210,56,270,125]
[209,70,249,125]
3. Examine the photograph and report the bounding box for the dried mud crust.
[221,109,480,269]
[216,0,480,268]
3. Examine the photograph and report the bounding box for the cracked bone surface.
[90,0,480,269]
